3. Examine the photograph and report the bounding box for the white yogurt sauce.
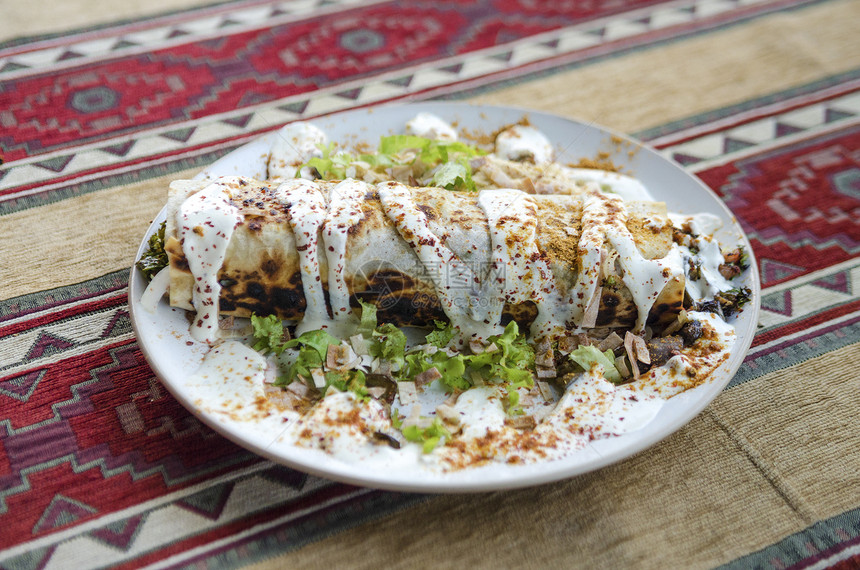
[184,340,294,426]
[283,390,424,469]
[598,192,686,332]
[323,179,368,322]
[568,191,612,331]
[538,369,664,442]
[405,112,458,141]
[563,167,655,202]
[268,122,326,180]
[629,311,736,398]
[272,179,334,336]
[476,189,563,339]
[495,124,554,164]
[377,181,490,341]
[683,238,735,301]
[178,177,244,343]
[670,212,735,302]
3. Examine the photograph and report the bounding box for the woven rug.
[1,0,859,568]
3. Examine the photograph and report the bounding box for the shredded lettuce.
[424,320,456,348]
[297,142,354,180]
[250,314,288,354]
[371,323,408,371]
[432,160,476,192]
[505,389,524,416]
[402,417,451,453]
[299,134,485,192]
[569,345,622,384]
[274,329,342,386]
[378,134,430,156]
[402,320,534,392]
[355,300,409,371]
[250,309,537,451]
[461,321,535,388]
[356,299,378,337]
[324,369,369,399]
[390,407,403,429]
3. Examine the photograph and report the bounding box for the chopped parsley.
[715,287,753,317]
[250,314,288,354]
[136,221,169,280]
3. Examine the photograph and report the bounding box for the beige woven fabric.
[0,0,215,41]
[472,0,860,135]
[0,169,194,301]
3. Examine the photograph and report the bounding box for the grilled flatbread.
[164,176,684,344]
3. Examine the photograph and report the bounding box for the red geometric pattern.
[698,125,860,286]
[0,340,258,546]
[0,0,665,161]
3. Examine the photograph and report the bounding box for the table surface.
[1,1,859,568]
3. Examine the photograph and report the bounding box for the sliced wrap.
[164,176,685,343]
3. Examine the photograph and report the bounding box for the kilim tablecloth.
[1,0,859,568]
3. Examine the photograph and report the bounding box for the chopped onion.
[140,267,171,313]
[414,367,442,389]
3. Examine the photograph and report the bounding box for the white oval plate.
[129,102,761,492]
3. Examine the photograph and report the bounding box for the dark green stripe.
[728,317,860,389]
[718,507,860,569]
[635,67,860,141]
[0,269,129,321]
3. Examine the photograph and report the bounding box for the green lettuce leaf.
[424,320,456,348]
[465,321,535,387]
[371,323,408,371]
[378,134,430,156]
[324,369,369,399]
[402,417,451,453]
[432,160,476,192]
[296,142,354,180]
[275,329,343,385]
[356,299,378,338]
[569,345,622,384]
[403,320,534,392]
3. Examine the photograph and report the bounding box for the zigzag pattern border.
[716,503,860,570]
[0,0,779,78]
[0,0,384,77]
[662,91,860,171]
[0,0,813,197]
